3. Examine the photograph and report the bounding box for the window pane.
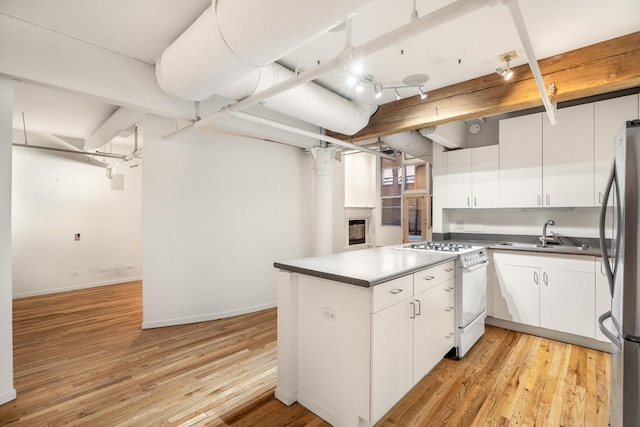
[404,163,426,191]
[381,167,402,197]
[381,197,401,225]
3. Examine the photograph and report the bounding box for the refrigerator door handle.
[598,160,621,296]
[598,311,621,347]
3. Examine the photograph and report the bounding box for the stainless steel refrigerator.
[599,119,640,427]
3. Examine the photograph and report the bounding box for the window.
[381,155,402,225]
[404,164,427,191]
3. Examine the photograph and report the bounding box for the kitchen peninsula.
[273,247,458,427]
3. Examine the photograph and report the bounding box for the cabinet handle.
[445,333,454,339]
[537,195,542,206]
[467,197,470,207]
[445,268,454,272]
[422,276,435,281]
[445,306,454,312]
[410,301,416,319]
[546,194,550,206]
[444,287,454,292]
[415,299,421,316]
[534,271,539,285]
[474,197,477,207]
[543,272,548,286]
[389,288,403,294]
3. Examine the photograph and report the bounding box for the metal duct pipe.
[192,0,496,135]
[156,0,376,101]
[84,107,146,151]
[217,63,376,136]
[383,131,433,158]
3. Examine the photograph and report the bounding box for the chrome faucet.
[539,219,557,246]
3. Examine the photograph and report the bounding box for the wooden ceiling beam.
[328,31,640,143]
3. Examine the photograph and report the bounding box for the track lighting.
[418,86,427,100]
[496,53,515,81]
[374,85,382,99]
[395,88,401,101]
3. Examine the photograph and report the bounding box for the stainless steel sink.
[496,242,543,248]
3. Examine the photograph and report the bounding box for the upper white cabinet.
[471,145,500,208]
[594,95,639,206]
[542,103,595,207]
[499,113,543,207]
[445,146,499,208]
[445,149,472,208]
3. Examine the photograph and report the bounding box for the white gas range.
[397,241,488,358]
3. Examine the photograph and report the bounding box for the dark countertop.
[437,233,609,257]
[274,246,457,287]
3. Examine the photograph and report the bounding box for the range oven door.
[457,260,488,329]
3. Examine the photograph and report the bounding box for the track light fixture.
[394,88,401,101]
[496,51,517,81]
[374,85,382,99]
[345,63,429,101]
[418,86,427,100]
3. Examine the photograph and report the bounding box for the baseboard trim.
[141,302,277,329]
[0,388,17,406]
[486,316,615,353]
[12,277,142,299]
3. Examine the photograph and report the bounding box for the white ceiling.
[2,0,640,143]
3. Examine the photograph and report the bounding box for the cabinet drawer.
[437,278,455,302]
[414,261,455,294]
[372,275,413,313]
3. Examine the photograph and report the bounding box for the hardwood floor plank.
[0,281,610,426]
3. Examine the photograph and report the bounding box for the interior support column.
[0,77,16,405]
[310,147,340,256]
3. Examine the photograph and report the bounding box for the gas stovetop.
[399,241,476,253]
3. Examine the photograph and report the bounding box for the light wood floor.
[0,281,610,426]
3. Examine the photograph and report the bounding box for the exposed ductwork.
[418,121,467,149]
[156,0,375,101]
[382,131,433,158]
[84,107,147,151]
[155,0,377,136]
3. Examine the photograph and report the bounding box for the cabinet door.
[371,299,414,422]
[539,269,595,338]
[596,258,614,342]
[472,145,499,208]
[445,149,472,208]
[594,95,639,206]
[413,280,455,383]
[499,113,543,207]
[542,103,594,207]
[492,263,540,326]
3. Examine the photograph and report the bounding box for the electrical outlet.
[70,271,80,277]
[455,220,464,229]
[322,307,337,323]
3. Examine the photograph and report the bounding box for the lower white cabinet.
[371,292,414,422]
[492,251,596,338]
[288,261,456,427]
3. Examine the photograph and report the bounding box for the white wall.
[11,147,142,297]
[344,152,376,207]
[141,115,315,328]
[0,78,16,405]
[444,207,605,238]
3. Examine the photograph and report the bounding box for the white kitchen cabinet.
[371,295,414,421]
[493,263,540,327]
[539,268,595,337]
[445,146,499,208]
[595,258,614,342]
[594,95,639,206]
[444,149,472,208]
[471,145,499,208]
[413,278,455,381]
[542,103,595,207]
[499,113,543,207]
[492,251,596,339]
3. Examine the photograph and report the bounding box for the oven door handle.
[463,260,488,272]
